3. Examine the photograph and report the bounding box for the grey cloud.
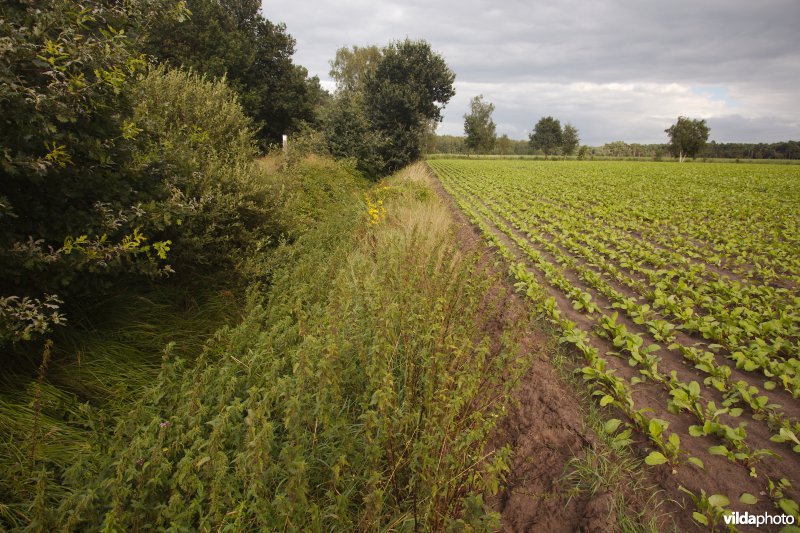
[263,0,800,143]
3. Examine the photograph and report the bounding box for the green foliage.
[600,140,665,158]
[329,45,382,93]
[9,164,524,529]
[464,95,497,154]
[0,295,65,345]
[528,116,564,158]
[143,0,326,145]
[128,65,283,273]
[665,116,710,162]
[322,39,455,178]
[322,92,386,178]
[562,123,580,156]
[0,0,183,343]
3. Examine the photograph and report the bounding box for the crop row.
[430,160,800,529]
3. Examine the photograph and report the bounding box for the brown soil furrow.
[425,165,691,531]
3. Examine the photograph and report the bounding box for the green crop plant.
[766,478,800,522]
[430,158,800,528]
[678,486,735,532]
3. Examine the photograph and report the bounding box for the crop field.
[429,159,800,529]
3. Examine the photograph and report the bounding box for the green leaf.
[692,512,709,526]
[599,395,614,407]
[687,456,704,470]
[781,428,800,445]
[604,418,622,434]
[743,360,759,372]
[688,425,704,437]
[645,451,668,465]
[779,498,799,516]
[707,494,730,508]
[709,445,728,456]
[739,492,757,505]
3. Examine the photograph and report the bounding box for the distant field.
[429,159,800,528]
[427,153,800,164]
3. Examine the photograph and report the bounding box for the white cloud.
[438,81,748,144]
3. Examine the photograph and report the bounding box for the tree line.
[454,100,798,160]
[462,97,580,158]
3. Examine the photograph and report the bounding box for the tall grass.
[0,280,244,529]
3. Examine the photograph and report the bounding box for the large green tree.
[463,95,497,154]
[561,123,580,156]
[665,116,710,162]
[528,116,563,159]
[143,0,325,144]
[364,39,456,173]
[325,39,455,177]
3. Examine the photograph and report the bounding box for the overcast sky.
[262,0,800,145]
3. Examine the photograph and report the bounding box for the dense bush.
[128,66,284,274]
[0,0,291,344]
[0,0,185,342]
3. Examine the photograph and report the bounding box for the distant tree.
[432,135,466,154]
[329,45,382,93]
[562,123,580,156]
[322,39,455,177]
[528,116,563,159]
[603,141,630,157]
[577,145,589,160]
[463,95,497,154]
[364,39,455,173]
[496,134,512,155]
[665,116,710,162]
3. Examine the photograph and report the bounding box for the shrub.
[0,0,183,343]
[127,66,283,274]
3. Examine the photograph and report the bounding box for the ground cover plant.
[429,158,800,530]
[1,162,532,530]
